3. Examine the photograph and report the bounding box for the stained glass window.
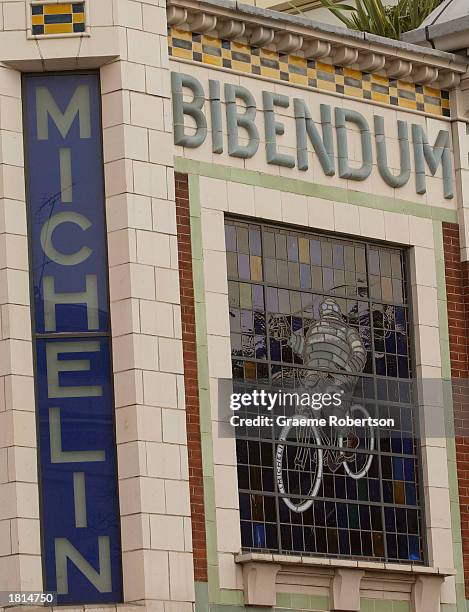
[226,219,424,563]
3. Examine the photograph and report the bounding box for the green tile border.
[195,581,209,612]
[188,174,223,603]
[175,157,458,223]
[360,599,410,612]
[190,174,246,607]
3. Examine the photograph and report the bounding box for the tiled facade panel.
[168,28,451,117]
[0,65,41,593]
[31,2,85,36]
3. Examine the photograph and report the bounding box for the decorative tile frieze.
[168,28,451,117]
[30,2,85,36]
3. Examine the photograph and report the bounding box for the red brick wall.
[442,222,469,595]
[175,172,208,582]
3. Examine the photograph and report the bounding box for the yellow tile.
[397,80,414,92]
[44,22,73,33]
[32,15,44,25]
[299,238,309,264]
[317,80,336,92]
[372,92,390,104]
[442,99,450,108]
[290,73,307,86]
[362,81,372,91]
[424,85,440,97]
[202,35,220,47]
[172,28,192,41]
[251,56,260,66]
[222,49,231,59]
[344,86,363,98]
[344,67,362,80]
[250,256,263,282]
[261,67,280,80]
[232,61,251,73]
[316,61,334,73]
[44,3,72,14]
[399,98,417,110]
[289,55,305,68]
[231,41,250,54]
[203,54,222,67]
[193,42,202,53]
[261,49,278,60]
[171,47,193,61]
[372,73,389,86]
[73,13,84,23]
[416,93,424,104]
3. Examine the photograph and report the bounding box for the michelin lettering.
[23,74,122,605]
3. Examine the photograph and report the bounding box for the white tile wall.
[0,63,39,593]
[0,0,194,605]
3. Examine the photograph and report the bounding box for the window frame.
[225,215,428,565]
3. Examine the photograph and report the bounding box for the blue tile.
[44,13,72,23]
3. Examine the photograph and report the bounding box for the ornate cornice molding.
[167,0,468,89]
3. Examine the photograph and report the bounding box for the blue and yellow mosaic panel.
[168,28,450,117]
[31,2,85,35]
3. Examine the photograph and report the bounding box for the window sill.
[235,553,455,610]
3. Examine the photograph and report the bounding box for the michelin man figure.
[288,298,367,467]
[288,297,367,391]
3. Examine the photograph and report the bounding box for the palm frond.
[316,0,443,40]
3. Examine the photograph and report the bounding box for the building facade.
[1,1,469,611]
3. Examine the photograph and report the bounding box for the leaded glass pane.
[226,219,423,563]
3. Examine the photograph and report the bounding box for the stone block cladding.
[0,64,41,593]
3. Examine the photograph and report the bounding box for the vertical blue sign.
[23,73,122,604]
